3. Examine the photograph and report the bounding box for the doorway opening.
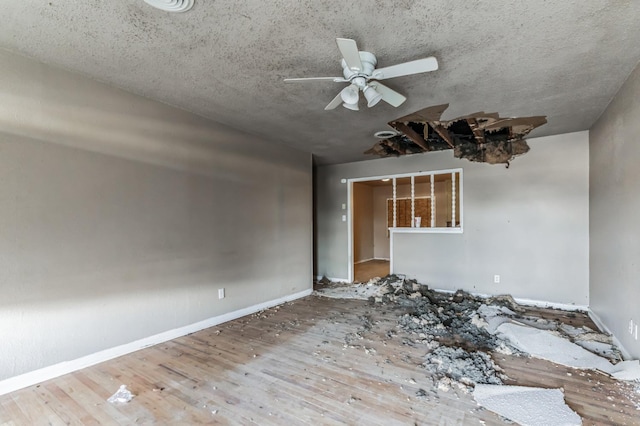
[348,169,463,282]
[352,180,392,282]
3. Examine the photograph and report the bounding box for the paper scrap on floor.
[473,384,581,426]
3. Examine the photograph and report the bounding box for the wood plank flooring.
[354,259,389,283]
[1,296,639,425]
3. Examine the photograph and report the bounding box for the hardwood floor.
[1,296,639,425]
[354,259,389,282]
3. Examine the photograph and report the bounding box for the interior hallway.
[354,259,390,283]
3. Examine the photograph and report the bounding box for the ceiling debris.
[473,385,582,426]
[365,104,547,166]
[313,274,640,420]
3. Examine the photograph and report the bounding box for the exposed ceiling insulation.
[365,104,547,166]
[1,1,640,164]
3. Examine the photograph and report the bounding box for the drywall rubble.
[314,275,640,422]
[496,323,640,380]
[473,385,582,426]
[365,104,547,165]
[313,276,381,300]
[423,346,506,392]
[314,275,638,388]
[497,322,616,371]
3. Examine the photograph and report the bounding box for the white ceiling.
[2,1,639,165]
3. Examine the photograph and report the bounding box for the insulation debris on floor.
[365,104,547,166]
[314,275,640,425]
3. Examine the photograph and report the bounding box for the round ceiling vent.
[374,130,399,139]
[143,0,194,12]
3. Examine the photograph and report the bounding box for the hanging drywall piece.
[364,104,547,166]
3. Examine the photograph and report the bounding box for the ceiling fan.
[284,38,438,111]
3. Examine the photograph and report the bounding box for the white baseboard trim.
[315,275,350,283]
[588,309,632,361]
[0,288,313,396]
[512,297,588,312]
[354,258,390,265]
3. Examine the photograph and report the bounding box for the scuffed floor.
[315,275,640,425]
[2,283,639,424]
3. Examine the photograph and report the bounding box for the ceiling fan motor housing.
[342,52,377,83]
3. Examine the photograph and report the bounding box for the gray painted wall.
[0,49,312,381]
[590,62,640,359]
[317,132,589,305]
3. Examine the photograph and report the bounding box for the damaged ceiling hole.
[366,104,547,166]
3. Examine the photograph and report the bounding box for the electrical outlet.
[218,288,225,299]
[342,203,346,210]
[630,319,634,334]
[342,215,347,222]
[635,324,638,340]
[494,275,500,284]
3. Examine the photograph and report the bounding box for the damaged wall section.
[316,131,589,305]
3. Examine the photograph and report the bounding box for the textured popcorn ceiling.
[1,1,640,164]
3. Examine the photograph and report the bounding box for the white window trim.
[385,196,433,229]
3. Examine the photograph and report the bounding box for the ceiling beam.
[390,122,431,152]
[429,123,455,149]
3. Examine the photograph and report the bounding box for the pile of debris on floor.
[314,275,640,424]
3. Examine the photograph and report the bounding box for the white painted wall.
[0,49,312,381]
[317,132,589,305]
[590,61,640,359]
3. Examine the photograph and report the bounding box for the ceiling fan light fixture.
[363,85,382,107]
[143,0,194,12]
[340,86,359,104]
[342,102,359,111]
[283,38,439,112]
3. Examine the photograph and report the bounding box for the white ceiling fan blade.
[284,77,347,83]
[373,57,438,80]
[324,93,343,110]
[336,38,363,72]
[370,82,406,107]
